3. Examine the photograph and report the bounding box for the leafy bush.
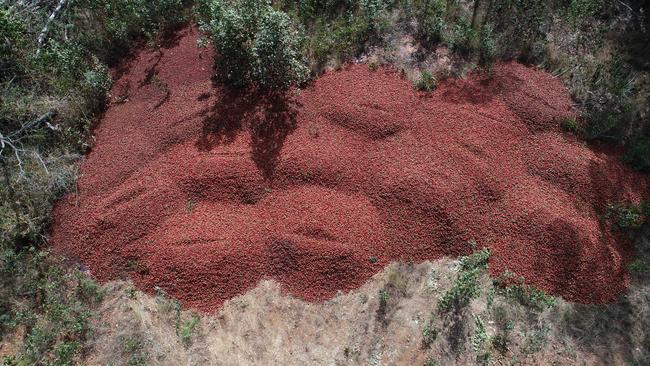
[414,0,446,45]
[422,321,438,347]
[1,1,186,362]
[415,70,437,92]
[81,0,187,60]
[206,0,308,90]
[561,116,581,134]
[493,270,556,311]
[460,247,491,271]
[439,248,491,312]
[606,202,646,230]
[450,19,478,56]
[567,0,604,25]
[179,315,200,344]
[471,315,488,353]
[360,0,389,37]
[624,138,650,172]
[478,24,496,67]
[253,10,310,90]
[0,7,27,80]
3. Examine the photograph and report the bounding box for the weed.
[120,333,148,365]
[127,258,150,275]
[376,288,392,324]
[438,264,482,312]
[120,335,143,353]
[561,116,581,134]
[493,270,556,311]
[360,294,369,304]
[186,199,197,212]
[606,202,646,231]
[179,315,200,344]
[486,287,495,309]
[386,265,409,296]
[624,139,650,172]
[521,326,550,354]
[477,351,492,365]
[422,321,438,347]
[415,70,437,92]
[424,357,440,366]
[379,289,390,308]
[566,0,604,25]
[628,259,649,275]
[491,304,514,351]
[459,248,490,272]
[471,315,488,353]
[75,270,104,303]
[425,269,439,293]
[491,332,510,354]
[439,248,491,312]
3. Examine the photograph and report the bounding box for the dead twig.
[1,110,58,175]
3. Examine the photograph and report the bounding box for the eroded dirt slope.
[51,27,648,312]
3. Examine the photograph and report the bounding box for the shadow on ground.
[196,88,299,180]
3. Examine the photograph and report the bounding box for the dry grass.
[80,234,650,366]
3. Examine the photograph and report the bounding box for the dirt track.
[51,27,648,312]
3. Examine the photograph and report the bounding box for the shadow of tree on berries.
[196,87,300,180]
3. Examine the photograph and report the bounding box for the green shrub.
[606,203,645,230]
[438,269,482,312]
[628,259,649,275]
[422,321,438,347]
[471,315,488,353]
[83,0,187,59]
[0,7,27,80]
[404,0,446,46]
[460,247,491,271]
[624,138,650,172]
[253,10,310,90]
[450,20,478,56]
[379,289,390,307]
[424,357,440,366]
[493,271,556,311]
[360,0,389,37]
[415,70,437,92]
[521,326,549,354]
[567,0,604,25]
[206,0,308,90]
[179,315,200,344]
[438,249,491,312]
[479,24,496,67]
[561,116,581,133]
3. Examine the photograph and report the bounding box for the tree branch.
[36,0,67,53]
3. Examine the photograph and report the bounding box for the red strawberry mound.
[50,28,649,312]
